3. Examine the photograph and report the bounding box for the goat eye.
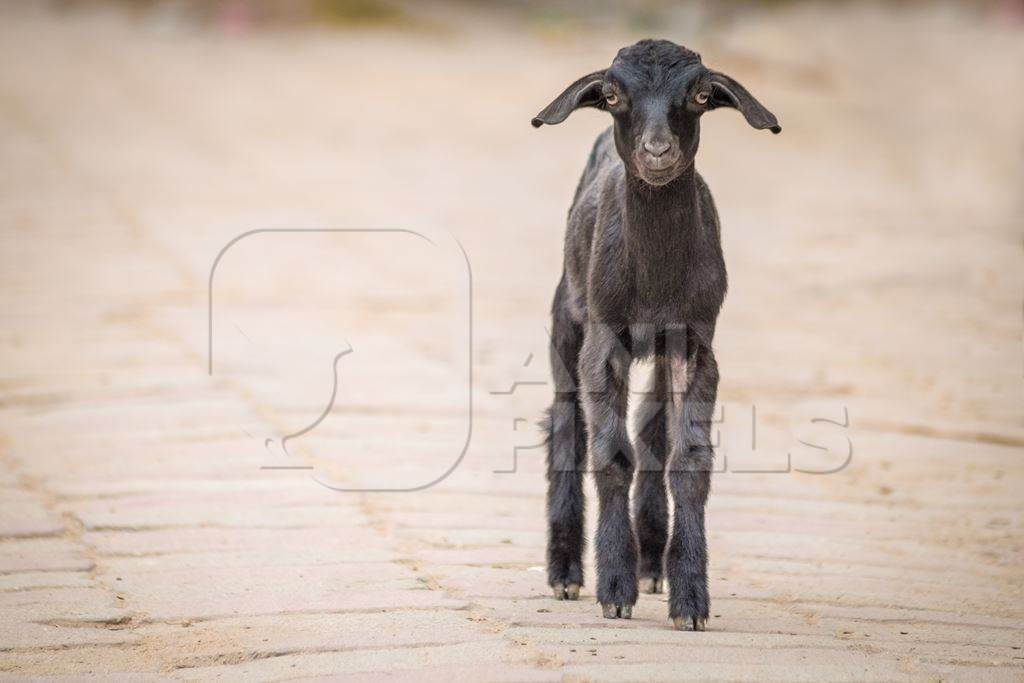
[605,92,620,106]
[694,90,710,105]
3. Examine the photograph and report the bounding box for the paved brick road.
[1,3,1022,680]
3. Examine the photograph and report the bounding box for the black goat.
[533,39,779,630]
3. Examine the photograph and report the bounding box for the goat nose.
[643,139,671,157]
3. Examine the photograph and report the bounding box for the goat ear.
[707,71,781,134]
[532,70,607,128]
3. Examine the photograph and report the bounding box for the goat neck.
[622,165,706,265]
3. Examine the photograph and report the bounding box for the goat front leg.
[632,355,669,594]
[579,324,637,618]
[665,328,717,631]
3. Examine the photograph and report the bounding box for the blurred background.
[1,0,1022,679]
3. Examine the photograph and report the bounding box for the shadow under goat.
[533,39,780,631]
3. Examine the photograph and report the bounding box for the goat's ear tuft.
[532,70,607,127]
[707,71,781,134]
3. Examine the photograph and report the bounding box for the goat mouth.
[637,165,680,186]
[639,154,678,172]
[635,152,682,184]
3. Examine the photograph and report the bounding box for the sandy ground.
[0,2,1022,680]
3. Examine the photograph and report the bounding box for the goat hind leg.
[545,287,586,600]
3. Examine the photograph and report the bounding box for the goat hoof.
[601,603,631,619]
[553,583,581,600]
[639,577,663,594]
[672,615,707,631]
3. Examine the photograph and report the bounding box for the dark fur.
[534,40,779,629]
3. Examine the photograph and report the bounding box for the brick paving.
[1,4,1022,680]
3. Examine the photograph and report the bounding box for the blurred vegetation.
[311,0,402,25]
[51,0,1017,31]
[55,0,407,28]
